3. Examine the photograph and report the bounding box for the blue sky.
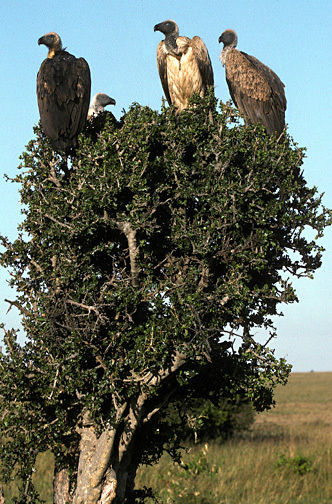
[0,0,331,371]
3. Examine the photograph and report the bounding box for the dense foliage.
[0,92,329,502]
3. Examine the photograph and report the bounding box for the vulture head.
[88,93,116,119]
[154,20,179,38]
[218,29,238,48]
[38,32,63,58]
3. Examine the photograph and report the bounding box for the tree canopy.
[0,93,330,503]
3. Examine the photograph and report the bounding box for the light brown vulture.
[37,32,91,152]
[88,93,116,119]
[218,29,286,136]
[154,20,214,113]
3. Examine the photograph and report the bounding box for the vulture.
[88,93,116,119]
[154,20,214,113]
[218,29,286,136]
[37,32,91,152]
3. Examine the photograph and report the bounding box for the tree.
[0,93,330,503]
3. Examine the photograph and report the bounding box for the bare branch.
[5,299,31,317]
[48,366,60,400]
[124,351,187,388]
[117,221,140,287]
[47,159,62,188]
[67,299,101,316]
[112,396,127,423]
[30,259,44,274]
[44,213,73,230]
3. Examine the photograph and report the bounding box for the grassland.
[136,372,332,503]
[2,372,332,503]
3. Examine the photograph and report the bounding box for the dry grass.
[2,372,332,503]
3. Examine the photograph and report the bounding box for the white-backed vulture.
[37,32,91,152]
[88,93,116,119]
[218,29,286,136]
[154,20,214,113]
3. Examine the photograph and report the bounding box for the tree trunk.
[98,468,117,503]
[71,407,141,503]
[53,469,70,504]
[71,354,187,502]
[73,412,116,503]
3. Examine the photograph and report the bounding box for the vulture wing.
[156,41,172,106]
[37,51,91,151]
[191,36,214,89]
[225,48,286,135]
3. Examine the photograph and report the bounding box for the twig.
[48,366,60,400]
[5,299,31,317]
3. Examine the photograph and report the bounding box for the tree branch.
[117,221,140,287]
[5,299,31,317]
[44,213,73,230]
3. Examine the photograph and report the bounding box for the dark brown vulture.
[218,29,286,136]
[37,32,91,152]
[154,20,214,113]
[88,93,116,119]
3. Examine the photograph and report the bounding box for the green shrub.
[276,453,314,475]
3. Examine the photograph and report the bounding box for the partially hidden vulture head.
[38,32,63,57]
[88,93,116,119]
[154,20,179,38]
[218,29,238,48]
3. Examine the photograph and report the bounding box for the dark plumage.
[88,93,116,119]
[37,32,91,152]
[218,29,286,136]
[154,20,214,113]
